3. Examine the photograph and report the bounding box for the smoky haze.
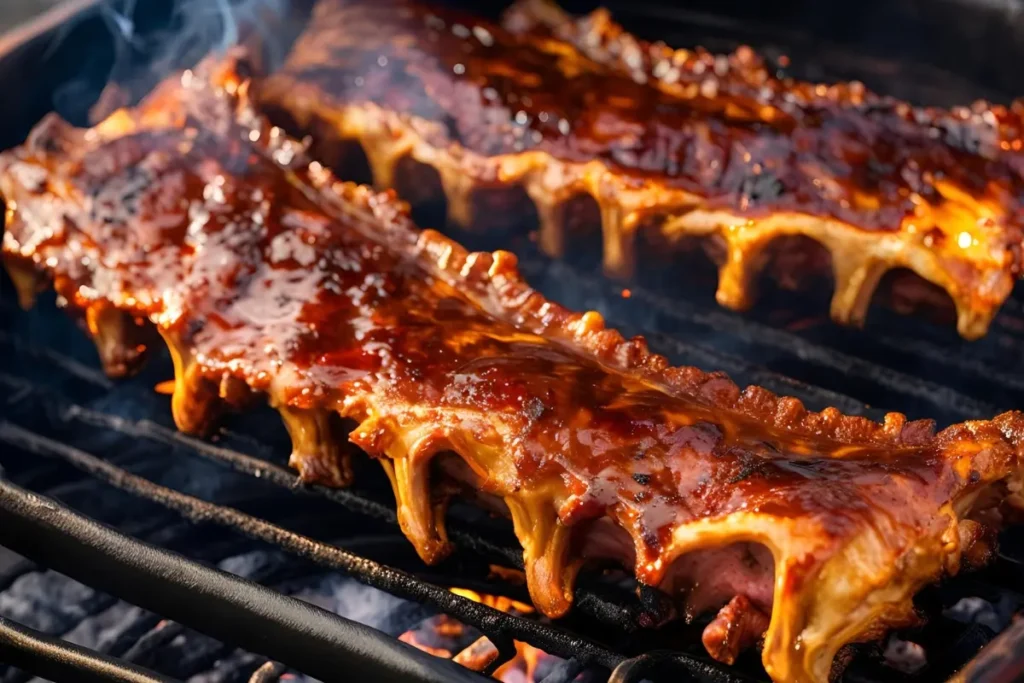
[48,0,302,123]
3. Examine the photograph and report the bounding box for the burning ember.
[399,587,556,682]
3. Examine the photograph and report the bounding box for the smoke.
[287,572,437,637]
[49,0,299,124]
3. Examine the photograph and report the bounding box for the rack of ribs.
[256,0,1024,340]
[3,58,1024,683]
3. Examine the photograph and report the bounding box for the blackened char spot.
[182,318,205,342]
[738,169,784,204]
[935,120,992,158]
[727,450,769,484]
[728,463,759,484]
[692,420,725,454]
[865,157,894,187]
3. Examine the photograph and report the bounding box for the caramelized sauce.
[275,0,1023,233]
[259,0,1024,340]
[14,110,951,515]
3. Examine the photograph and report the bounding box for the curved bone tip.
[278,406,352,486]
[167,369,221,436]
[525,562,574,618]
[3,258,45,310]
[170,385,219,435]
[702,595,769,665]
[955,305,994,341]
[411,534,454,566]
[86,306,151,378]
[289,450,353,488]
[715,277,755,312]
[601,253,635,280]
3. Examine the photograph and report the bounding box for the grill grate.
[0,423,628,674]
[0,320,734,683]
[0,476,486,683]
[3,265,1024,682]
[0,328,663,633]
[515,252,1013,421]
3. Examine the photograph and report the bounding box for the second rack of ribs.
[4,59,1024,683]
[258,0,1024,339]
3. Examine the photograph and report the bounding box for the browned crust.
[258,0,1024,339]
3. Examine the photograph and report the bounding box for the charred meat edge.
[259,0,1024,339]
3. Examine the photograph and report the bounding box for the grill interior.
[3,1,1024,682]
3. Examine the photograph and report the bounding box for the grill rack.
[0,261,1022,683]
[5,0,1024,682]
[0,329,674,631]
[0,323,719,683]
[3,279,1024,683]
[0,333,1019,683]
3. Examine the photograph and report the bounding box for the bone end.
[599,202,637,279]
[829,257,887,328]
[715,253,757,311]
[85,304,152,378]
[954,301,995,341]
[507,497,578,618]
[160,330,221,435]
[524,182,567,258]
[4,256,45,309]
[702,595,770,665]
[279,405,353,488]
[382,448,453,565]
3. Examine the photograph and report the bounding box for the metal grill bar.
[0,615,175,683]
[0,365,648,630]
[0,466,490,683]
[519,259,999,418]
[944,618,1024,683]
[117,621,186,665]
[0,330,113,389]
[2,594,123,683]
[0,422,648,676]
[859,330,1024,396]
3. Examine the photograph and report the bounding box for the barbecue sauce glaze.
[260,0,1024,338]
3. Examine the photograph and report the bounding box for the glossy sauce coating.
[4,67,1024,683]
[274,0,1024,234]
[2,88,962,555]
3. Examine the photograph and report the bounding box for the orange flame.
[154,380,177,395]
[399,587,555,682]
[450,588,534,615]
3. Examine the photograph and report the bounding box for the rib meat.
[257,0,1024,339]
[4,60,1024,683]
